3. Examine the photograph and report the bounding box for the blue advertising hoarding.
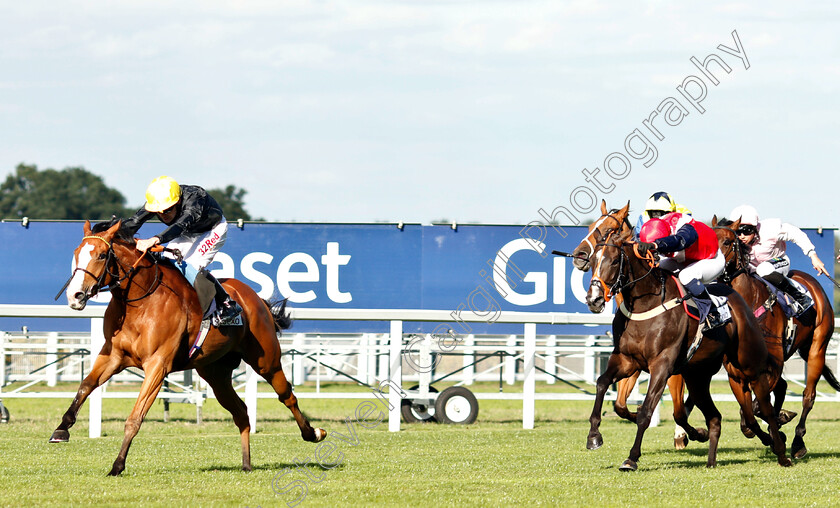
[0,220,835,334]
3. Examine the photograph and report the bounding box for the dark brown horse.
[713,217,838,458]
[572,201,686,447]
[50,219,326,475]
[581,207,790,470]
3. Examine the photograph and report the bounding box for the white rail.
[2,305,839,436]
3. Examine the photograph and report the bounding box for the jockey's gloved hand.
[637,242,657,255]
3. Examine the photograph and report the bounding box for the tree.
[0,164,133,220]
[208,185,257,221]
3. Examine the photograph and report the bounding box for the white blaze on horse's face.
[67,243,95,310]
[586,248,607,313]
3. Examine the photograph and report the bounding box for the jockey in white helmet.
[729,204,828,314]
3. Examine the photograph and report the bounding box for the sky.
[2,1,838,227]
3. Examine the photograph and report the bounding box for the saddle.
[755,275,809,356]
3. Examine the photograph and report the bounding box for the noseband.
[56,236,176,303]
[589,233,658,303]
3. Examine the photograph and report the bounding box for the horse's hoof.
[314,428,327,443]
[792,436,807,459]
[242,464,253,472]
[586,434,603,450]
[706,461,717,468]
[674,435,688,450]
[740,424,755,439]
[778,409,797,426]
[779,457,792,467]
[107,467,123,477]
[49,429,70,443]
[619,459,638,472]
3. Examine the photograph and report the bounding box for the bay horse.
[571,201,687,448]
[582,206,790,470]
[50,219,326,476]
[713,216,838,458]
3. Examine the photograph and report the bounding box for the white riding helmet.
[729,204,759,226]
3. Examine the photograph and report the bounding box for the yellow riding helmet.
[144,176,181,212]
[644,191,676,214]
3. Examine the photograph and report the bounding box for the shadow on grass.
[199,462,344,472]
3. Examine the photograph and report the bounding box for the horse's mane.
[91,217,136,244]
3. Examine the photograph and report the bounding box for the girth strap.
[618,298,683,321]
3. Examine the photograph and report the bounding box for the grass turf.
[2,381,840,507]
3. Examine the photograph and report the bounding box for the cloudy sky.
[2,1,838,226]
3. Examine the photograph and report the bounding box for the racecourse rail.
[1,304,839,437]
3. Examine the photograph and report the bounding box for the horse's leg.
[792,341,828,459]
[262,366,325,443]
[667,375,689,449]
[772,377,797,426]
[587,353,631,450]
[727,376,769,443]
[50,352,123,443]
[196,362,253,471]
[108,362,168,476]
[621,365,671,471]
[613,372,640,423]
[751,374,792,466]
[682,373,721,468]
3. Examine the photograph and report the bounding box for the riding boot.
[683,279,721,329]
[192,270,218,319]
[206,271,243,324]
[763,271,812,315]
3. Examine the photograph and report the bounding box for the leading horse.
[50,219,326,475]
[713,216,838,458]
[580,205,789,470]
[571,201,687,447]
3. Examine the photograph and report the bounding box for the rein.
[57,236,182,303]
[713,225,749,284]
[589,234,658,303]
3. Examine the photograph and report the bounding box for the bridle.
[56,236,181,304]
[589,231,659,303]
[713,225,749,284]
[579,211,634,262]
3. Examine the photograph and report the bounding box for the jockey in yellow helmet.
[123,176,242,325]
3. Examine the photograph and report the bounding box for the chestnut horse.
[713,217,838,458]
[50,219,326,475]
[581,207,790,470]
[571,201,686,448]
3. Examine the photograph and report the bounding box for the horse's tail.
[822,365,840,392]
[264,298,293,331]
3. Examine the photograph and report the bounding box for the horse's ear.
[731,218,741,231]
[711,215,718,226]
[617,201,630,219]
[600,199,608,215]
[105,220,122,238]
[83,220,92,236]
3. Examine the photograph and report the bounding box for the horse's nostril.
[74,292,84,300]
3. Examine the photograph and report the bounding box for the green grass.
[2,381,840,507]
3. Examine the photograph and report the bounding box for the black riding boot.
[764,271,812,314]
[684,279,722,329]
[194,270,242,323]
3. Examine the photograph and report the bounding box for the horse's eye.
[98,253,108,260]
[723,240,732,246]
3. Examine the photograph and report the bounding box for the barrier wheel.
[0,401,9,423]
[401,385,438,423]
[434,386,478,425]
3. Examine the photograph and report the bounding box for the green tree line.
[0,163,255,221]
